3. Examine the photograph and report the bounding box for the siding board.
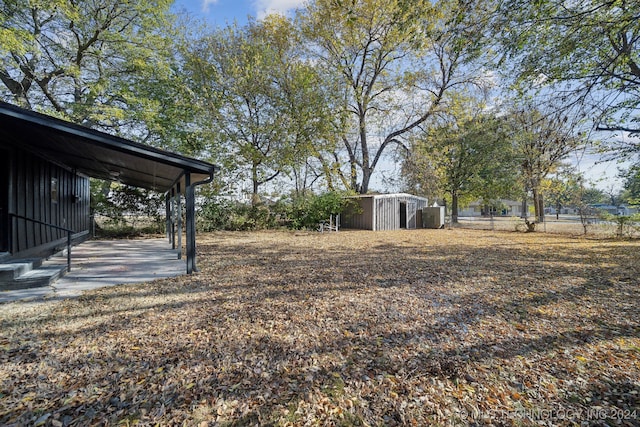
[6,147,90,257]
[26,158,35,248]
[16,155,27,251]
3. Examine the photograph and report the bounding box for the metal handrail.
[8,213,75,271]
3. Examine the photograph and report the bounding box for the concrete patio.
[0,238,186,303]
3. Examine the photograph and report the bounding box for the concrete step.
[13,265,68,290]
[0,259,43,281]
[0,259,66,291]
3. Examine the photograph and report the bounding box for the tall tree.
[299,0,490,194]
[185,16,332,203]
[405,97,518,222]
[495,0,640,155]
[508,103,585,223]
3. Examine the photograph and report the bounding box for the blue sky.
[171,0,306,27]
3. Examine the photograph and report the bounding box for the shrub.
[286,191,349,230]
[197,198,233,231]
[230,204,274,230]
[91,180,164,237]
[601,213,640,238]
[195,191,352,231]
[197,199,278,231]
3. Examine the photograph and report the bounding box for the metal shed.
[342,193,429,231]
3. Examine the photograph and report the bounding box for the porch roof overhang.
[0,101,217,192]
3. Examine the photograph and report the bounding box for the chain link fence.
[447,215,640,238]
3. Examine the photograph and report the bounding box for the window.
[51,178,58,203]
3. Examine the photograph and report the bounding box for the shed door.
[0,150,8,252]
[407,202,417,229]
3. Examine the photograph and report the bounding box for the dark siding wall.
[0,149,8,252]
[414,197,428,229]
[342,197,374,230]
[9,149,90,255]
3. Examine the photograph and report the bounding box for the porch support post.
[165,192,171,243]
[176,182,182,260]
[170,187,176,250]
[185,173,197,274]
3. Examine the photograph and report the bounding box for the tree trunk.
[358,110,370,194]
[451,191,459,224]
[360,167,371,194]
[532,187,544,223]
[251,165,260,206]
[537,192,545,223]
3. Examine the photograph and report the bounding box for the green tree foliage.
[299,0,491,194]
[581,186,608,205]
[541,168,582,219]
[400,149,440,202]
[91,180,164,235]
[621,163,640,205]
[185,15,333,204]
[405,97,518,222]
[0,0,176,134]
[495,0,640,154]
[122,16,214,155]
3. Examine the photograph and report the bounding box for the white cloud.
[253,0,307,19]
[201,0,219,13]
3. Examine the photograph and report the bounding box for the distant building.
[590,204,638,216]
[458,199,524,217]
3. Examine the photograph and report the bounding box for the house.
[590,204,638,216]
[545,206,579,215]
[0,101,217,286]
[342,193,429,230]
[458,199,524,217]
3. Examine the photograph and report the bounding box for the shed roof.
[0,101,217,193]
[348,193,429,201]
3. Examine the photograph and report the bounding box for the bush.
[227,204,275,231]
[195,192,351,231]
[94,221,165,238]
[601,213,640,238]
[91,180,165,237]
[281,191,349,230]
[197,199,280,231]
[197,198,233,231]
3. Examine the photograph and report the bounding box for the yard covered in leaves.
[1,229,639,426]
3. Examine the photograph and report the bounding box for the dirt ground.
[1,229,639,426]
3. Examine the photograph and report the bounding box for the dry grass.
[1,229,639,426]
